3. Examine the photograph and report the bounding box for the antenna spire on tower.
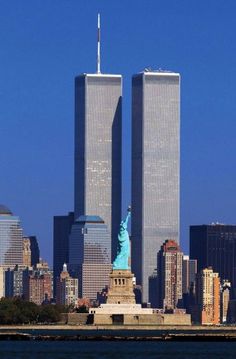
[97,13,101,74]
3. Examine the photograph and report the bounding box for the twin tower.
[74,70,180,304]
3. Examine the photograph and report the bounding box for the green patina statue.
[112,206,131,270]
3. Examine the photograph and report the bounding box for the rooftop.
[134,68,180,77]
[0,205,12,216]
[76,215,104,224]
[77,73,122,78]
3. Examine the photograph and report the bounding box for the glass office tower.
[190,224,236,298]
[74,74,122,259]
[0,205,23,265]
[53,212,74,298]
[131,70,180,304]
[69,215,111,300]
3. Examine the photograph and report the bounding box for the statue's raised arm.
[123,209,131,228]
[112,206,131,270]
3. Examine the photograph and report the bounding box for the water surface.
[0,341,235,359]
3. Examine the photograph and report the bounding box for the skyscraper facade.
[74,74,122,259]
[22,238,31,267]
[56,264,78,306]
[157,239,183,310]
[221,280,231,323]
[5,265,25,298]
[190,224,236,297]
[182,255,197,313]
[24,271,52,305]
[182,255,197,295]
[131,70,180,303]
[27,236,40,267]
[69,215,111,300]
[196,267,220,325]
[53,211,74,298]
[0,205,23,266]
[0,267,5,297]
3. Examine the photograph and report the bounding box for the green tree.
[0,297,39,324]
[38,305,61,323]
[14,298,39,323]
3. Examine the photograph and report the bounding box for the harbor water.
[0,341,235,359]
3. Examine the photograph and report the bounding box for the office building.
[196,267,220,325]
[74,73,122,259]
[0,205,23,265]
[190,224,236,297]
[36,258,50,271]
[5,265,27,298]
[131,70,180,303]
[56,263,78,306]
[36,259,54,296]
[221,280,231,323]
[22,238,31,267]
[69,215,111,300]
[53,212,74,298]
[24,271,52,305]
[182,255,197,295]
[28,236,40,266]
[22,236,40,267]
[182,255,197,314]
[157,239,183,310]
[0,267,5,298]
[0,265,19,298]
[148,269,158,308]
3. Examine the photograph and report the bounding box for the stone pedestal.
[106,269,136,304]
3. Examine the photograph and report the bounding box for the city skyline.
[1,1,236,263]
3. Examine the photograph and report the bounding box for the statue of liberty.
[113,207,131,270]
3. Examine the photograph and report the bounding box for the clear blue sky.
[1,0,236,264]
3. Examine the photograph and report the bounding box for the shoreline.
[1,324,236,329]
[0,325,236,341]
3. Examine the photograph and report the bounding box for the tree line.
[0,297,67,324]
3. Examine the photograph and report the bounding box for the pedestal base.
[106,269,136,304]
